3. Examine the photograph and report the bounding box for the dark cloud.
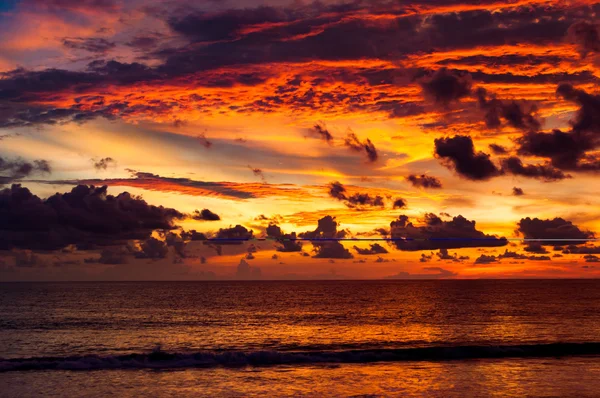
[476,87,541,131]
[407,174,442,189]
[434,135,502,180]
[517,217,595,246]
[326,181,385,209]
[474,254,498,264]
[0,184,184,250]
[309,123,333,143]
[181,230,207,241]
[0,157,51,185]
[389,213,507,251]
[354,243,388,255]
[584,254,600,263]
[562,245,600,254]
[191,209,221,221]
[62,37,116,54]
[133,237,169,259]
[523,242,550,254]
[85,247,129,265]
[419,68,472,106]
[92,157,116,171]
[300,215,353,259]
[212,225,254,244]
[436,248,469,262]
[344,131,378,162]
[512,187,524,196]
[236,258,262,279]
[266,223,303,252]
[567,21,600,57]
[197,133,213,149]
[489,144,508,154]
[248,165,266,183]
[392,198,407,209]
[500,156,570,182]
[384,267,457,279]
[498,249,550,261]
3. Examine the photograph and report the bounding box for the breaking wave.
[2,342,600,372]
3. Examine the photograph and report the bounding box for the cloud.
[197,133,213,149]
[407,174,442,189]
[567,21,600,57]
[474,254,498,264]
[392,198,407,209]
[327,181,385,209]
[497,249,550,261]
[0,157,51,185]
[476,87,541,131]
[500,156,570,182]
[248,165,266,183]
[236,258,262,279]
[84,247,129,265]
[389,213,507,251]
[384,267,457,279]
[419,68,472,106]
[191,209,221,221]
[133,237,169,259]
[309,123,333,143]
[517,217,595,246]
[62,37,116,54]
[266,224,303,252]
[92,157,116,171]
[434,135,502,180]
[344,131,378,162]
[489,144,508,154]
[512,187,524,196]
[300,215,353,259]
[354,243,388,255]
[0,184,184,250]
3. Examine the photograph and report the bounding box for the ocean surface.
[1,280,600,397]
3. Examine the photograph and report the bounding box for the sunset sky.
[2,0,600,280]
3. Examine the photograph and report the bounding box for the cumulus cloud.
[476,87,541,131]
[92,157,116,171]
[389,213,507,251]
[266,224,303,252]
[300,215,353,259]
[327,181,385,209]
[354,243,388,255]
[512,187,525,196]
[384,267,457,279]
[517,217,594,245]
[236,258,262,279]
[191,209,221,221]
[0,157,51,185]
[419,68,472,106]
[344,131,378,162]
[500,156,569,181]
[0,184,184,250]
[407,174,442,189]
[434,135,501,180]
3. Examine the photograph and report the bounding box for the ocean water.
[1,280,600,397]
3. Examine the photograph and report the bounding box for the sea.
[1,280,600,397]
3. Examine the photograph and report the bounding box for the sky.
[1,0,600,280]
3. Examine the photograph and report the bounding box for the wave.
[2,342,600,372]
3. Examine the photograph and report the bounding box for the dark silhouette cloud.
[309,123,333,143]
[389,213,507,251]
[248,165,266,183]
[197,133,213,149]
[392,198,407,209]
[512,187,525,196]
[326,181,385,209]
[498,249,550,261]
[476,87,541,131]
[133,237,169,259]
[517,217,595,246]
[0,157,51,185]
[300,215,353,259]
[92,157,116,171]
[474,254,498,264]
[434,135,502,180]
[489,143,508,154]
[344,131,378,162]
[562,245,600,254]
[523,242,550,254]
[567,21,600,57]
[62,37,116,53]
[500,156,570,181]
[407,174,442,189]
[266,223,303,252]
[212,225,254,244]
[384,267,457,279]
[354,243,388,255]
[191,209,221,221]
[419,68,472,106]
[85,247,129,265]
[0,184,184,250]
[236,258,262,279]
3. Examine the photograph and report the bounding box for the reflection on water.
[3,357,600,397]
